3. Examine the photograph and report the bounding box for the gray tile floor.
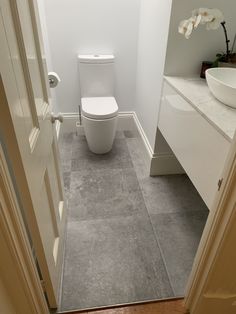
[58,131,209,312]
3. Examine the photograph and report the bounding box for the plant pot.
[200,61,213,79]
[218,61,236,68]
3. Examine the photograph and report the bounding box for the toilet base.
[82,115,118,154]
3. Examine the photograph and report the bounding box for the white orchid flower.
[191,15,202,29]
[179,7,229,60]
[178,15,201,39]
[178,19,194,39]
[206,9,224,30]
[192,8,224,29]
[192,8,214,24]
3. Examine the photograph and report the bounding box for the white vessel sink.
[206,67,236,109]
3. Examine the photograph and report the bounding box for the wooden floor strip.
[62,298,187,314]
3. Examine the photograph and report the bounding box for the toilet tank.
[78,54,115,97]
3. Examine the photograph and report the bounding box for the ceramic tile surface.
[150,210,208,296]
[58,131,208,312]
[61,216,173,311]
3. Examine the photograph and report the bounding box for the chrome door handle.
[51,113,63,123]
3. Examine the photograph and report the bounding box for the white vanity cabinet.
[158,80,232,210]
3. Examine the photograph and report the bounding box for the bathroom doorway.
[2,0,235,313]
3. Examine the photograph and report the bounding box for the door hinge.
[218,178,223,191]
[40,280,46,292]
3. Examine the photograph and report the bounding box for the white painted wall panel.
[135,0,172,150]
[42,0,140,113]
[37,0,59,113]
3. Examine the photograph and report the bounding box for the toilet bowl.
[78,54,119,154]
[81,97,118,154]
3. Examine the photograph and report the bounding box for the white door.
[0,0,66,308]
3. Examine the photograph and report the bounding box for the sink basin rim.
[206,67,236,90]
[206,67,236,109]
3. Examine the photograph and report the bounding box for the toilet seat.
[81,97,118,120]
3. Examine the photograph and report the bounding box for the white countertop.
[164,76,236,142]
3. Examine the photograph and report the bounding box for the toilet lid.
[81,97,119,119]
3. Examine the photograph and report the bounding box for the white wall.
[135,0,172,151]
[42,0,140,113]
[165,0,236,76]
[39,0,236,153]
[37,0,59,113]
[135,0,236,154]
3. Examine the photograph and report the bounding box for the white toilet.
[78,54,119,154]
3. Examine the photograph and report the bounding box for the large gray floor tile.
[115,130,125,139]
[62,172,71,199]
[150,210,208,296]
[126,137,150,180]
[124,130,140,139]
[140,175,208,215]
[59,132,74,147]
[60,216,173,311]
[59,132,74,173]
[58,130,208,311]
[71,138,133,171]
[68,168,147,221]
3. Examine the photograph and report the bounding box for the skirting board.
[132,112,184,176]
[58,113,80,135]
[150,154,185,176]
[58,112,184,176]
[58,112,136,136]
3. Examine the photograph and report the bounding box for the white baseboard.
[117,111,136,131]
[133,112,153,169]
[58,111,185,176]
[150,154,185,176]
[60,113,80,135]
[58,112,136,136]
[133,112,184,176]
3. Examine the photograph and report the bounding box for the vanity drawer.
[158,82,230,209]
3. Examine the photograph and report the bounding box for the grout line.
[145,207,176,296]
[124,134,176,297]
[122,136,175,298]
[139,186,176,296]
[58,134,74,310]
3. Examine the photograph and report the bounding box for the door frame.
[185,134,236,313]
[0,0,236,312]
[0,143,49,314]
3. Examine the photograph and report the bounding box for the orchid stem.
[221,21,230,60]
[231,34,236,53]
